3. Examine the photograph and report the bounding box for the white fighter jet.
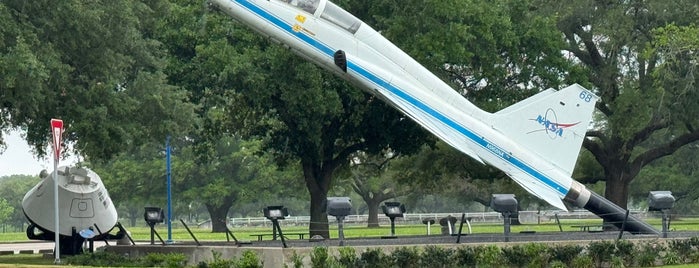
[208,0,657,234]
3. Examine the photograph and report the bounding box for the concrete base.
[104,230,699,267]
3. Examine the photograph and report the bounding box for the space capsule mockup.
[22,166,122,254]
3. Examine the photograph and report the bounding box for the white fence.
[191,210,645,229]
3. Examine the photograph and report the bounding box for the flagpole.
[50,119,63,264]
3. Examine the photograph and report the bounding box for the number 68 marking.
[579,91,594,102]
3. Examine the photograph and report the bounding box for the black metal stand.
[116,222,135,245]
[554,213,563,232]
[503,212,511,242]
[148,223,165,245]
[271,219,287,248]
[381,217,398,239]
[456,213,466,243]
[617,209,630,240]
[180,219,200,246]
[661,209,670,238]
[337,216,346,246]
[92,224,109,246]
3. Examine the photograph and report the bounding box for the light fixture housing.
[381,202,406,218]
[648,191,675,211]
[263,206,289,220]
[144,207,164,225]
[490,194,518,214]
[326,197,352,217]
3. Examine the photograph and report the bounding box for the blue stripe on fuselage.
[231,0,568,196]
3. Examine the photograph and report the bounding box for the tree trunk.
[308,189,329,238]
[604,172,631,210]
[128,206,138,227]
[366,199,381,228]
[602,168,631,230]
[205,203,230,233]
[303,160,334,239]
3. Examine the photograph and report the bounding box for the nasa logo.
[529,108,580,138]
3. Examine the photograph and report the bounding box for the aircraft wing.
[507,172,567,210]
[347,55,485,164]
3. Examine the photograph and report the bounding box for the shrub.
[237,250,263,268]
[66,251,187,267]
[311,247,330,268]
[142,252,187,268]
[420,245,454,268]
[522,243,549,268]
[207,251,237,268]
[336,247,358,268]
[663,251,682,266]
[609,255,624,268]
[452,246,478,267]
[587,240,615,267]
[669,239,693,263]
[549,260,567,268]
[637,242,662,267]
[689,237,699,248]
[570,255,594,268]
[614,239,635,267]
[66,251,138,267]
[549,244,582,266]
[390,247,420,268]
[474,245,502,267]
[501,243,549,268]
[357,248,391,268]
[501,245,528,268]
[287,251,304,268]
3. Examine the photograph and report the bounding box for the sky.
[0,130,78,177]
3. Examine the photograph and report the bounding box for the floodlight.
[491,194,518,242]
[382,202,406,218]
[263,205,289,248]
[648,191,675,211]
[381,201,406,238]
[648,191,675,238]
[326,197,352,217]
[144,207,164,225]
[490,194,518,214]
[144,207,165,245]
[263,206,289,220]
[326,197,352,245]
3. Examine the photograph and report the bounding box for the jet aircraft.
[208,0,657,234]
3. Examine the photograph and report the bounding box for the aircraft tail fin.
[491,84,599,176]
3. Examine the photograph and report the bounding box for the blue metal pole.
[166,136,173,243]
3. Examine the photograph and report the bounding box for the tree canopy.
[536,0,699,207]
[0,0,195,161]
[3,0,699,231]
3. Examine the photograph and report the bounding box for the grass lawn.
[0,254,58,267]
[0,217,697,243]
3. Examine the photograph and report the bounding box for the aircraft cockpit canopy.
[320,1,361,34]
[280,0,361,34]
[281,0,320,14]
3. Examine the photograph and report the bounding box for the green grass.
[0,254,57,267]
[1,217,697,243]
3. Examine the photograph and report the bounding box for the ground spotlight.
[649,191,675,238]
[491,194,518,242]
[381,201,405,238]
[144,207,164,245]
[263,206,289,248]
[326,197,352,246]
